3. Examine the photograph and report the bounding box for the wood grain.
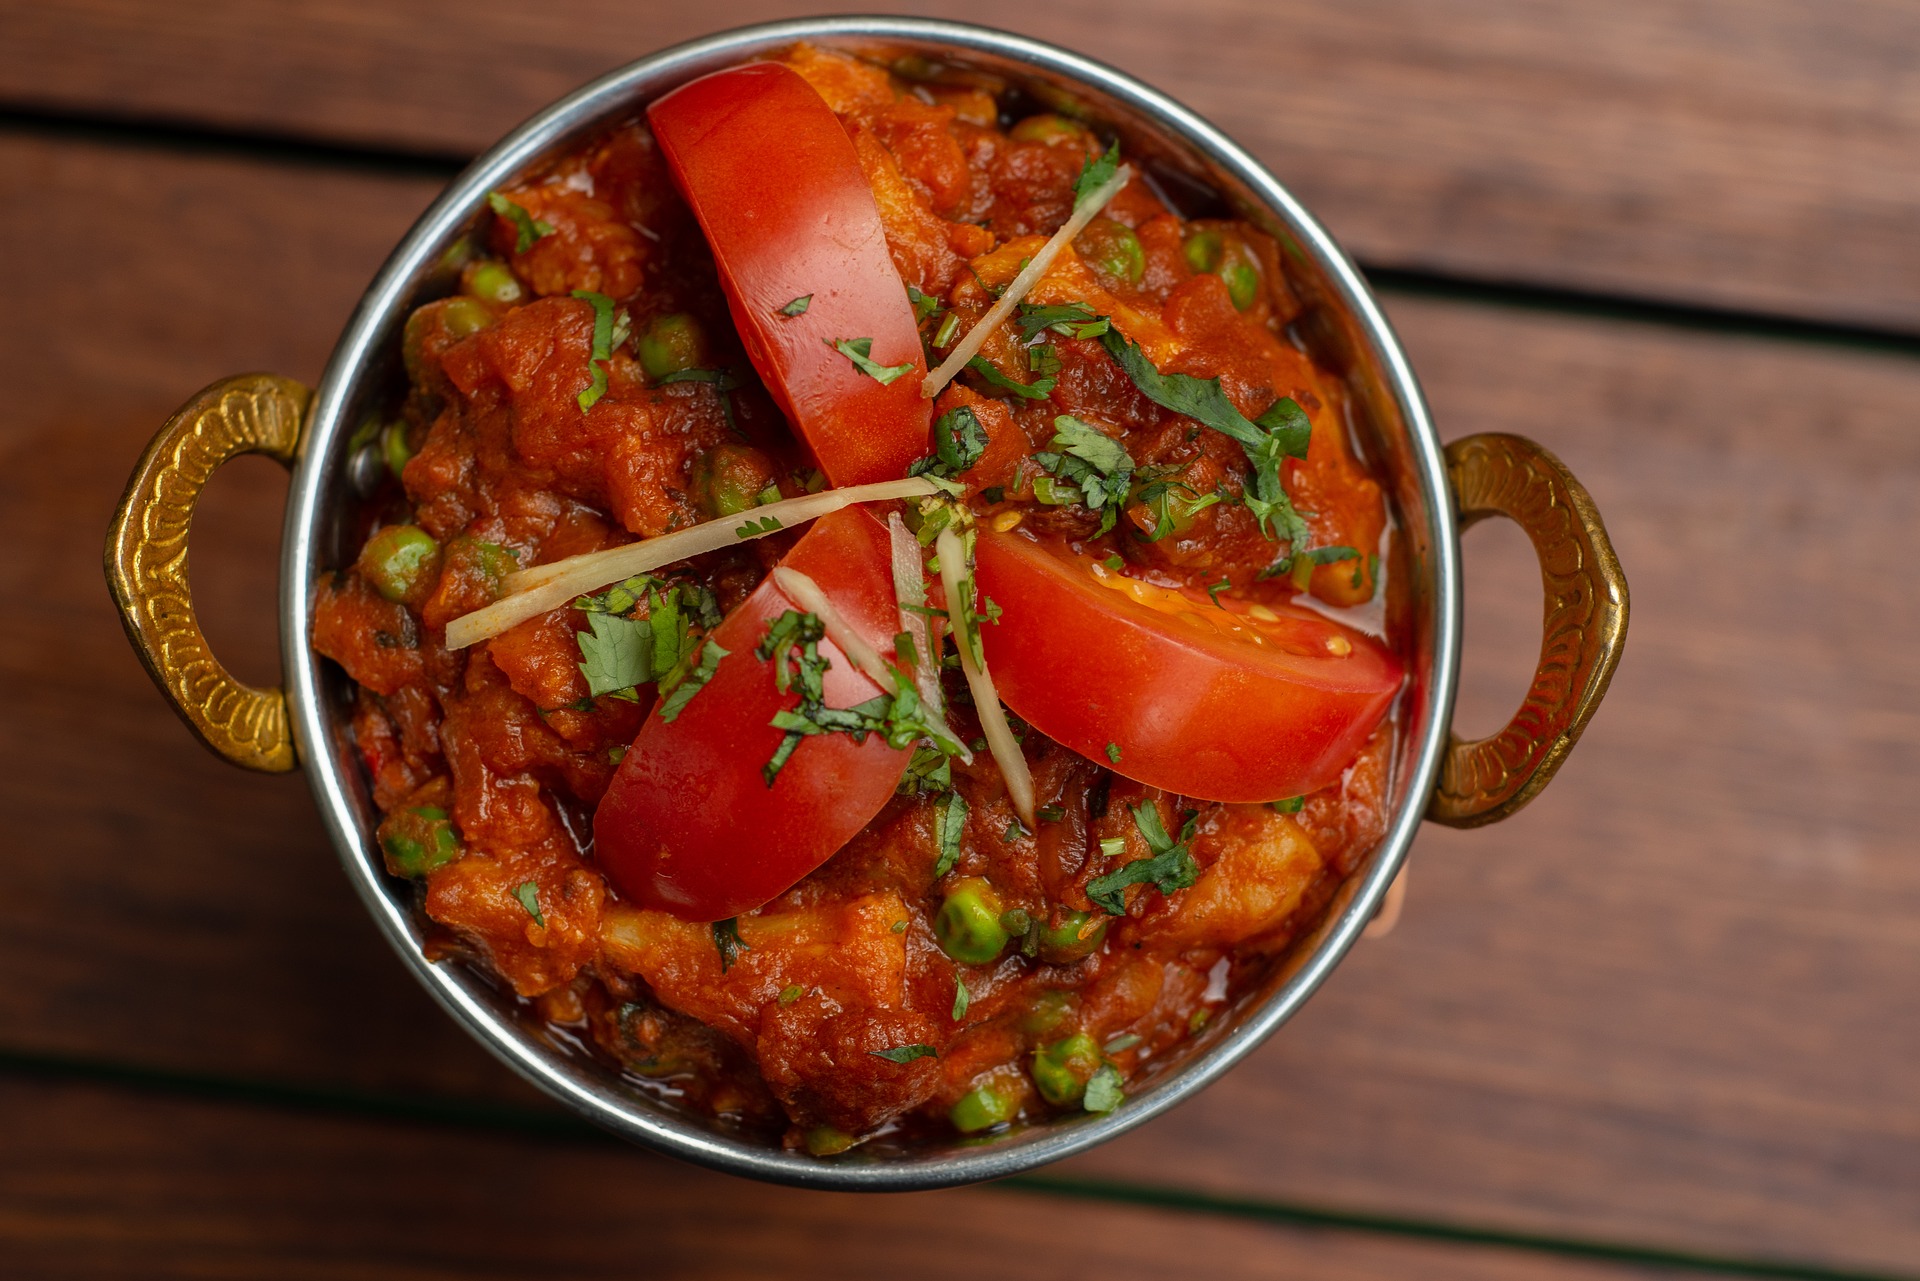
[6,134,1919,1271]
[0,1076,1701,1281]
[2,1,1918,332]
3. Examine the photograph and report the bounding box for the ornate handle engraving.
[1428,433,1629,827]
[104,374,311,773]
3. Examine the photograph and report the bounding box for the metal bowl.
[105,16,1627,1190]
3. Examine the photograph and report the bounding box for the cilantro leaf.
[828,336,914,385]
[656,638,728,723]
[571,289,620,411]
[1099,328,1315,542]
[576,612,653,700]
[908,405,988,481]
[907,284,941,322]
[778,294,812,317]
[934,788,968,878]
[870,1044,938,1064]
[513,881,544,927]
[952,978,970,1021]
[1072,140,1122,210]
[1105,742,1122,765]
[712,917,749,973]
[1085,802,1200,915]
[735,514,783,537]
[1257,544,1362,581]
[1016,302,1111,342]
[967,354,1055,400]
[1031,415,1134,534]
[1082,1063,1124,1113]
[488,192,555,254]
[656,366,743,388]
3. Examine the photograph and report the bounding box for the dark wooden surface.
[3,5,1917,1278]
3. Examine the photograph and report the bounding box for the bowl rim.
[280,14,1460,1190]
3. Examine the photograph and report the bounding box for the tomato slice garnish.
[648,63,930,487]
[593,508,912,921]
[974,531,1404,802]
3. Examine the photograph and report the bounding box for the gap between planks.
[2,102,1918,361]
[0,1045,1905,1281]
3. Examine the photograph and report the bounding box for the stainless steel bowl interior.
[281,16,1459,1190]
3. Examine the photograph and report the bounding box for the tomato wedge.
[593,508,911,921]
[649,63,930,486]
[974,532,1403,803]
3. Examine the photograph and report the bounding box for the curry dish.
[314,45,1402,1152]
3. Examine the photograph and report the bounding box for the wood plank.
[3,2,1920,332]
[6,135,1919,1271]
[0,1074,1705,1281]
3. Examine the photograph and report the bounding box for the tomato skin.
[593,509,911,920]
[974,531,1403,803]
[648,64,930,486]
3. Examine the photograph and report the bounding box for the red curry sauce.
[314,45,1397,1151]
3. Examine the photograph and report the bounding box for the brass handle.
[104,373,312,773]
[1428,433,1629,827]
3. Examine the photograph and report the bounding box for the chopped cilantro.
[1205,577,1230,606]
[1085,803,1200,915]
[1082,1062,1124,1113]
[981,485,1006,504]
[1027,343,1062,380]
[1257,545,1361,581]
[758,610,955,786]
[778,294,812,318]
[576,612,653,700]
[933,788,968,877]
[1032,415,1134,534]
[952,978,970,1020]
[1133,475,1221,543]
[1037,804,1065,823]
[513,881,544,927]
[1103,554,1124,571]
[1004,818,1026,842]
[828,336,914,385]
[870,1044,938,1064]
[1099,327,1312,543]
[967,354,1055,400]
[657,638,727,722]
[907,284,941,322]
[712,917,749,973]
[570,289,623,411]
[735,514,783,537]
[573,578,724,712]
[1016,301,1111,342]
[907,405,987,481]
[1105,742,1122,765]
[488,192,555,254]
[900,743,954,795]
[1271,795,1305,813]
[1072,140,1122,210]
[656,366,742,388]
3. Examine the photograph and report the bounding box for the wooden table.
[4,3,1916,1276]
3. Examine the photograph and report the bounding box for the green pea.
[1221,259,1260,311]
[1036,910,1107,964]
[446,536,518,601]
[1031,1032,1102,1107]
[380,420,415,482]
[934,877,1009,964]
[378,805,462,878]
[638,312,706,380]
[804,1126,856,1156]
[1183,229,1225,274]
[949,1085,1018,1134]
[357,525,441,604]
[442,295,495,338]
[1075,218,1144,286]
[1020,990,1077,1037]
[692,443,777,518]
[1009,114,1089,147]
[465,260,524,307]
